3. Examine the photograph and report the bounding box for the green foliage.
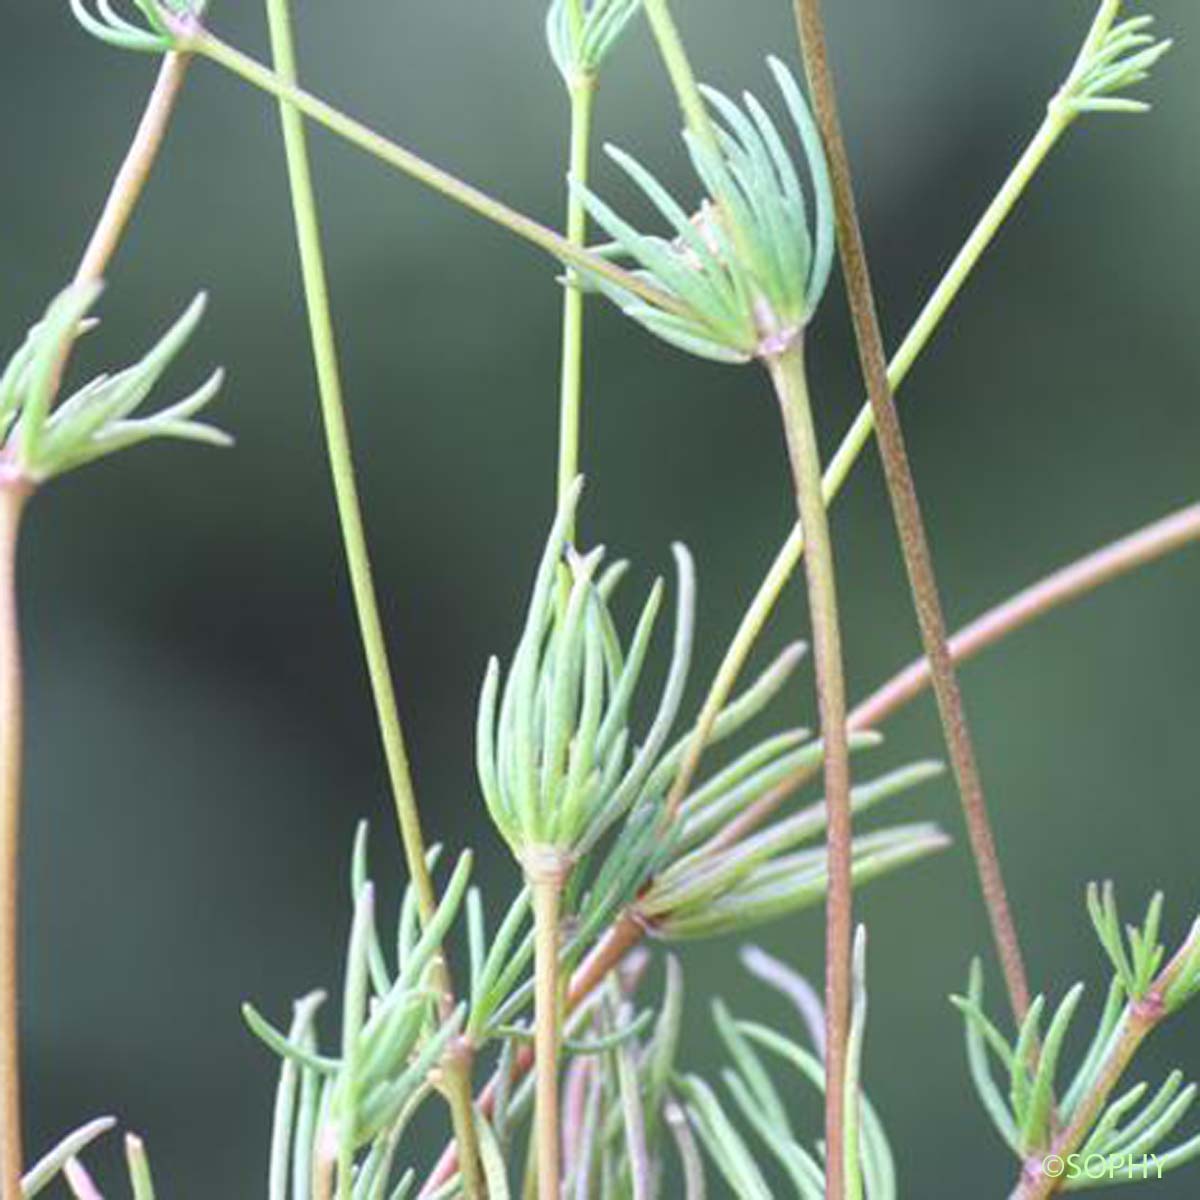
[476,480,694,863]
[1057,2,1173,116]
[244,834,471,1198]
[546,0,644,82]
[0,283,229,485]
[955,888,1200,1189]
[641,757,949,940]
[68,0,201,52]
[681,931,895,1200]
[576,59,833,363]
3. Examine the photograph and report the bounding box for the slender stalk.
[640,0,758,275]
[766,342,853,1200]
[526,848,569,1200]
[172,25,679,316]
[793,0,1032,1027]
[851,502,1200,730]
[46,52,192,408]
[640,0,720,156]
[0,483,29,1199]
[662,98,1072,821]
[556,74,597,530]
[260,2,483,1194]
[0,50,193,1198]
[419,493,1200,1194]
[75,52,192,286]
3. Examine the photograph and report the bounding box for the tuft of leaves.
[67,0,203,52]
[0,282,229,486]
[245,832,470,1199]
[954,887,1200,1189]
[476,479,694,865]
[641,755,949,940]
[576,58,833,364]
[1056,1,1173,117]
[681,930,896,1200]
[546,0,643,83]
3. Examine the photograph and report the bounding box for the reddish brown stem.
[0,484,29,1199]
[792,0,1032,1034]
[76,53,191,287]
[851,503,1200,730]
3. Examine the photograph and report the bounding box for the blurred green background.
[1,0,1198,1194]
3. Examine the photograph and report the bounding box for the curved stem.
[75,52,192,286]
[260,2,483,1194]
[851,502,1200,730]
[0,483,29,1198]
[663,99,1071,822]
[178,27,679,316]
[793,0,1031,1026]
[47,52,191,408]
[767,342,852,1200]
[527,849,569,1200]
[556,76,597,529]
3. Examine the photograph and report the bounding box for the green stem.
[640,0,759,279]
[556,76,597,530]
[0,483,29,1199]
[260,3,484,1194]
[527,849,569,1200]
[640,0,721,156]
[663,76,1071,824]
[766,343,853,1200]
[177,25,678,316]
[793,0,1032,1026]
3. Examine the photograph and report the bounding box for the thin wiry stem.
[0,483,29,1198]
[792,0,1032,1028]
[0,51,193,1197]
[527,849,569,1200]
[640,0,758,273]
[260,2,483,1194]
[852,502,1200,730]
[175,25,680,316]
[767,343,853,1200]
[640,0,721,157]
[420,492,1200,1193]
[47,52,192,408]
[75,52,191,285]
[557,75,597,532]
[661,58,1077,825]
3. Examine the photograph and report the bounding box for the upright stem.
[556,76,597,530]
[75,53,192,286]
[640,0,720,156]
[792,0,1032,1024]
[526,849,568,1200]
[766,343,852,1200]
[0,483,29,1199]
[260,1,483,1194]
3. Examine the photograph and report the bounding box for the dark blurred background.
[1,0,1198,1194]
